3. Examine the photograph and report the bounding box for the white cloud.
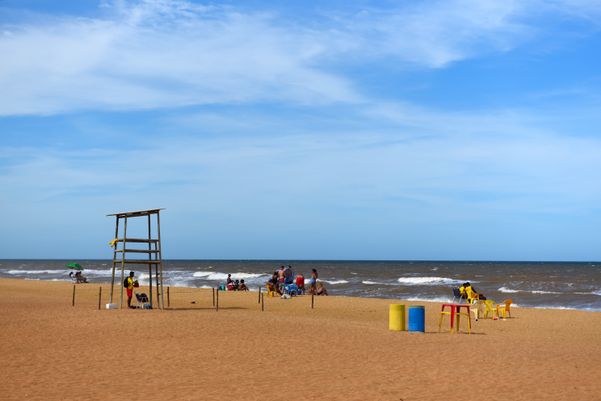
[0,1,357,116]
[2,105,600,213]
[341,0,528,68]
[2,102,600,258]
[1,0,599,116]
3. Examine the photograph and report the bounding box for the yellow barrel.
[389,304,406,331]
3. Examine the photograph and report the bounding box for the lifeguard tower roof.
[106,208,165,218]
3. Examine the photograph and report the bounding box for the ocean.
[1,259,600,311]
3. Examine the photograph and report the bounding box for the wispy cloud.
[3,105,600,213]
[0,1,357,116]
[1,0,599,116]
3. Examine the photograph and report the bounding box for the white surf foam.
[166,278,197,288]
[193,271,267,281]
[528,305,601,312]
[322,280,349,285]
[192,271,213,278]
[499,287,561,295]
[397,276,464,286]
[362,280,386,285]
[7,269,65,275]
[404,296,453,303]
[82,269,114,276]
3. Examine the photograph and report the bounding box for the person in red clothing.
[125,271,135,308]
[295,274,305,294]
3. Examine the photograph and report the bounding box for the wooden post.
[212,288,215,306]
[216,289,219,312]
[120,216,128,309]
[109,216,119,304]
[311,293,314,309]
[261,293,264,311]
[98,286,102,310]
[167,286,170,307]
[72,285,76,307]
[147,214,153,309]
[157,211,165,309]
[258,286,261,304]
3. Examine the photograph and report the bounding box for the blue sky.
[1,0,600,260]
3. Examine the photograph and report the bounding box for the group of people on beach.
[68,271,88,284]
[459,282,486,301]
[225,274,249,291]
[265,266,328,296]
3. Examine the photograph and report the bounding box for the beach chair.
[451,288,463,303]
[496,299,513,318]
[265,284,279,298]
[465,287,480,304]
[135,293,150,309]
[284,284,299,296]
[470,300,484,321]
[483,300,498,319]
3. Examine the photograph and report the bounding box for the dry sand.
[1,278,601,401]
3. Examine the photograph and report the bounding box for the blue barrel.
[408,306,425,332]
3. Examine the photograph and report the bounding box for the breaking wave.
[397,277,464,286]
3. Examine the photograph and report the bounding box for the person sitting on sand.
[462,282,486,302]
[459,283,468,300]
[316,281,328,296]
[238,279,249,291]
[234,279,240,291]
[226,274,233,285]
[268,272,282,295]
[75,271,88,283]
[466,282,486,301]
[70,271,88,283]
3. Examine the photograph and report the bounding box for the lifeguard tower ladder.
[107,208,165,309]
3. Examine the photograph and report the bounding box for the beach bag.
[123,278,128,288]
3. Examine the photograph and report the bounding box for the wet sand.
[1,278,601,401]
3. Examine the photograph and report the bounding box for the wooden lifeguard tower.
[107,208,165,309]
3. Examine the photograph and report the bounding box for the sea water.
[1,259,600,311]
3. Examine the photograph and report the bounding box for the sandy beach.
[1,278,601,401]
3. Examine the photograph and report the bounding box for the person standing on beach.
[284,265,294,285]
[278,266,286,292]
[125,271,135,309]
[309,268,318,295]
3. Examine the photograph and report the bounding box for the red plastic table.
[440,303,472,333]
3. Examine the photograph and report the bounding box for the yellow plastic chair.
[265,284,278,297]
[496,299,513,318]
[483,300,498,319]
[465,286,480,304]
[470,300,484,321]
